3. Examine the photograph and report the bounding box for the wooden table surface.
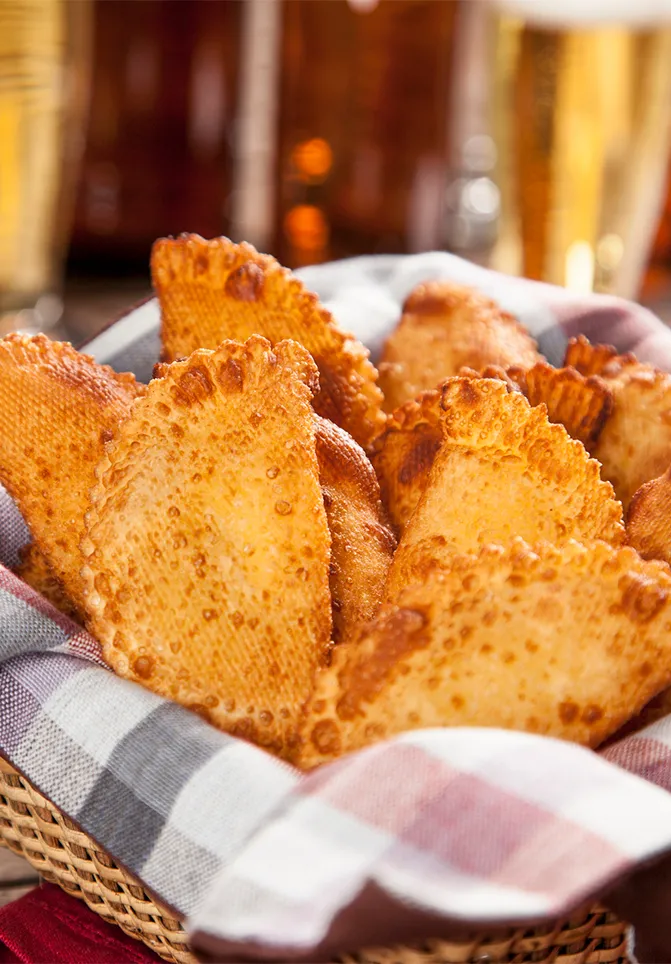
[0,846,40,907]
[56,278,152,346]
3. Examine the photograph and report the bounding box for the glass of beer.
[0,0,92,336]
[488,0,671,300]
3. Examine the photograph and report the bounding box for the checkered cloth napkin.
[4,252,671,962]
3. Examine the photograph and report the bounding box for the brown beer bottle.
[69,0,242,271]
[275,0,458,268]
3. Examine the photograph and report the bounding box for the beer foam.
[490,0,671,27]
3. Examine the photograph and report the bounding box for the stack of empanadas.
[2,234,671,770]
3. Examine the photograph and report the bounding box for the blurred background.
[3,0,671,345]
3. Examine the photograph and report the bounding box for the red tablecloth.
[0,884,162,963]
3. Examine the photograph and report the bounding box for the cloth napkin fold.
[3,252,671,962]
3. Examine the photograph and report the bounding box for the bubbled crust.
[0,334,144,613]
[565,335,671,509]
[386,378,625,596]
[377,281,542,412]
[14,544,79,620]
[297,539,671,768]
[369,391,444,533]
[314,416,395,643]
[152,234,385,450]
[564,335,632,378]
[81,336,332,759]
[460,362,614,450]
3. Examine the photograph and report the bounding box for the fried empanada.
[626,466,671,566]
[565,335,671,508]
[461,362,613,449]
[369,391,444,533]
[81,336,332,758]
[314,416,395,643]
[564,335,633,379]
[607,685,671,741]
[14,544,79,620]
[377,281,542,412]
[386,378,624,594]
[152,234,385,449]
[298,540,671,768]
[0,334,145,613]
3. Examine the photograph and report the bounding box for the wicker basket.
[0,756,630,964]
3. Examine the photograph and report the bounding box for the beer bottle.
[275,0,458,268]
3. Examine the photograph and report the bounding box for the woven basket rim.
[0,754,185,924]
[0,755,632,964]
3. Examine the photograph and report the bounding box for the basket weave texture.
[0,756,630,964]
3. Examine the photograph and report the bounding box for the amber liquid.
[0,0,91,333]
[491,16,671,298]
